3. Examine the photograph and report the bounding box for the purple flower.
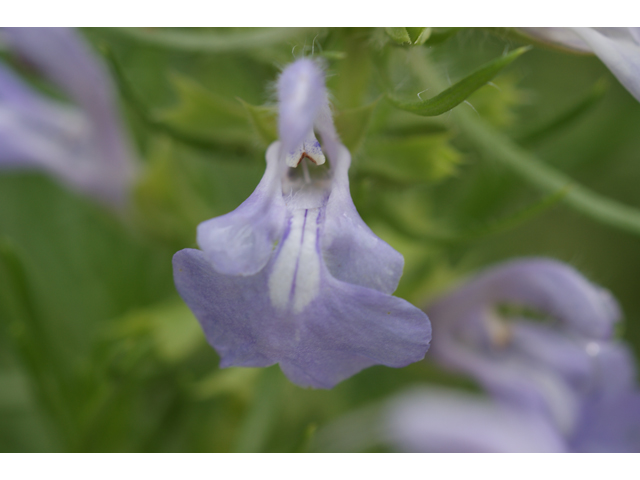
[521,28,640,102]
[0,28,137,207]
[384,258,640,452]
[173,58,431,389]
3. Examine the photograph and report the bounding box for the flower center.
[284,130,326,168]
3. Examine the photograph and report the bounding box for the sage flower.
[0,27,137,206]
[173,58,431,389]
[384,259,640,452]
[521,28,640,102]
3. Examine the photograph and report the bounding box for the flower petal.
[3,28,115,112]
[277,58,327,160]
[429,258,620,340]
[196,142,287,276]
[384,387,566,452]
[2,27,137,206]
[520,27,591,53]
[321,143,404,294]
[573,27,640,102]
[509,321,593,386]
[173,245,430,389]
[425,259,620,432]
[429,321,582,434]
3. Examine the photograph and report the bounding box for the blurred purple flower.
[173,58,431,389]
[384,258,640,452]
[521,28,640,102]
[0,28,137,207]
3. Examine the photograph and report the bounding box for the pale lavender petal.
[573,27,640,102]
[569,341,640,452]
[3,28,114,114]
[321,143,404,294]
[430,323,582,434]
[591,342,637,395]
[571,390,640,452]
[277,58,327,160]
[196,143,287,276]
[384,387,566,453]
[520,28,591,53]
[510,321,593,386]
[428,258,620,340]
[0,62,109,187]
[1,27,137,206]
[426,259,620,432]
[173,247,430,389]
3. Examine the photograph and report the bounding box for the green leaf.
[406,27,432,45]
[386,46,532,116]
[357,133,461,185]
[232,366,284,453]
[108,27,311,53]
[158,73,252,147]
[333,99,380,154]
[385,28,411,45]
[191,367,260,402]
[112,299,204,363]
[517,79,608,144]
[237,98,278,146]
[102,46,256,155]
[0,238,74,445]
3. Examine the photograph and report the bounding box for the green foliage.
[385,28,412,45]
[357,133,461,185]
[158,73,255,148]
[334,99,380,154]
[385,28,432,46]
[386,46,532,116]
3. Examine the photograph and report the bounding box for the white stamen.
[301,158,311,184]
[268,208,321,313]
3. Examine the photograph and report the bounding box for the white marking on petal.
[268,208,321,313]
[285,130,326,167]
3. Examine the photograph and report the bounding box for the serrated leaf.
[237,98,278,146]
[158,73,253,147]
[358,134,461,184]
[334,99,379,154]
[385,28,411,45]
[103,46,256,154]
[387,46,532,116]
[465,72,528,128]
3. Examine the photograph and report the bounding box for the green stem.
[232,366,282,453]
[410,51,640,237]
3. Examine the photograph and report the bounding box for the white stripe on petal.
[268,208,321,313]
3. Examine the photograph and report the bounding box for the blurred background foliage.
[1,27,640,452]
